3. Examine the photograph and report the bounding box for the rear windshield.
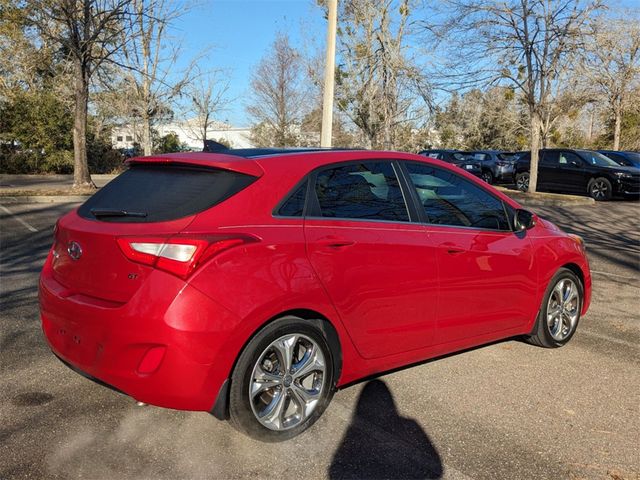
[78,164,256,222]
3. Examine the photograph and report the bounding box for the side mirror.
[570,160,581,168]
[514,209,536,231]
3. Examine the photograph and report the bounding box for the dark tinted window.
[541,151,559,165]
[580,150,620,167]
[313,162,409,222]
[601,152,631,166]
[559,151,582,166]
[468,152,489,161]
[405,162,510,230]
[277,180,307,217]
[78,164,256,223]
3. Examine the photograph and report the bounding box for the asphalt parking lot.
[1,199,639,480]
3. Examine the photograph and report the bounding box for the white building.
[111,119,254,151]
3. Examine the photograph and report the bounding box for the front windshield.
[625,152,640,166]
[580,151,622,168]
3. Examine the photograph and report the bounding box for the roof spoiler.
[203,140,230,153]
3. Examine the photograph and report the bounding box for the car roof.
[126,149,425,177]
[598,150,636,156]
[419,149,459,152]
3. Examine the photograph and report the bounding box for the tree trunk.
[72,60,95,189]
[613,109,621,151]
[528,110,542,194]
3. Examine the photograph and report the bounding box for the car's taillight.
[116,235,257,279]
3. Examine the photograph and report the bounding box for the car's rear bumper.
[495,165,515,182]
[39,252,239,411]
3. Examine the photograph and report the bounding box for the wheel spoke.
[562,281,573,303]
[564,289,578,309]
[251,366,282,398]
[290,384,320,419]
[273,335,297,373]
[258,389,287,430]
[292,348,325,381]
[547,310,560,333]
[554,280,565,299]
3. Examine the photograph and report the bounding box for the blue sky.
[172,0,639,127]
[174,1,327,126]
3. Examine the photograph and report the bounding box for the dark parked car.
[419,149,482,179]
[514,149,640,200]
[598,150,640,170]
[462,150,519,184]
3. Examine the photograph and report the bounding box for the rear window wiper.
[90,208,148,218]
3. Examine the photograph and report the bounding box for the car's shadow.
[329,380,443,479]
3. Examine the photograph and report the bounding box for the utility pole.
[320,0,338,147]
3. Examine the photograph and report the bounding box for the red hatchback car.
[40,149,591,441]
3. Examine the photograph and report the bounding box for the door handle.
[441,242,465,255]
[316,237,355,249]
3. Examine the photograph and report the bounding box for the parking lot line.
[591,270,638,282]
[0,204,38,233]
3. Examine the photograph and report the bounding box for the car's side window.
[312,162,409,222]
[405,162,511,231]
[559,152,581,166]
[277,180,307,217]
[541,151,559,166]
[601,152,629,166]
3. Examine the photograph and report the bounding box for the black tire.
[526,268,583,348]
[228,315,336,442]
[515,172,529,192]
[481,170,494,184]
[587,177,613,201]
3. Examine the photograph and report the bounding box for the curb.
[495,187,595,207]
[0,195,90,204]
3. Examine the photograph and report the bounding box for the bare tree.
[120,0,195,155]
[27,0,133,188]
[183,70,230,143]
[246,33,308,147]
[582,14,640,151]
[327,0,430,149]
[428,0,602,193]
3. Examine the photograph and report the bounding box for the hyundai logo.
[67,241,83,261]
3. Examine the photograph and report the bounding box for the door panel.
[427,226,537,344]
[303,160,438,359]
[538,151,559,188]
[401,161,538,344]
[556,151,588,193]
[305,219,438,359]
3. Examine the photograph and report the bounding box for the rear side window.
[312,162,409,222]
[276,180,307,217]
[405,162,511,231]
[78,164,256,222]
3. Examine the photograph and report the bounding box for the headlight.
[614,172,632,179]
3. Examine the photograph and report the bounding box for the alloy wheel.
[546,278,580,341]
[249,334,326,431]
[590,180,608,200]
[516,173,529,191]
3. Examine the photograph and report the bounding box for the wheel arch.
[561,262,585,290]
[210,307,344,420]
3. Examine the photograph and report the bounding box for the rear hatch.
[51,162,257,304]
